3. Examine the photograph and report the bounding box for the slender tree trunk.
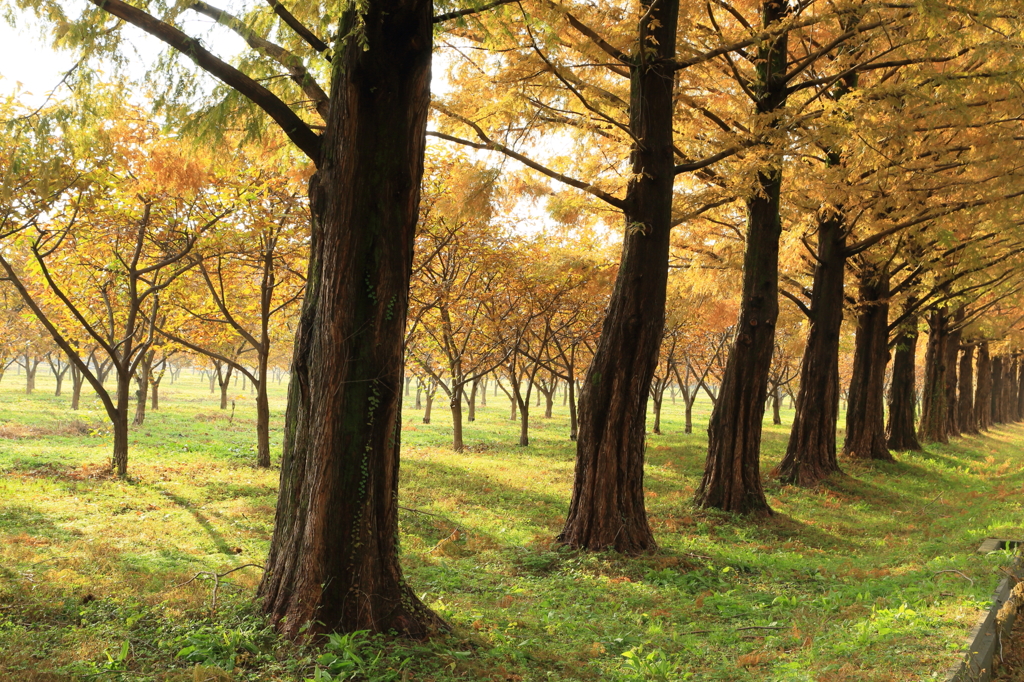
[567,368,578,441]
[514,381,530,446]
[25,359,36,395]
[1017,359,1024,421]
[943,310,963,437]
[71,364,84,410]
[133,352,152,426]
[54,367,67,396]
[558,0,679,552]
[771,386,781,425]
[886,318,922,451]
[543,386,554,418]
[256,354,271,468]
[258,0,442,639]
[992,356,1004,424]
[151,380,161,410]
[695,1,789,514]
[1010,357,1020,422]
[842,266,893,462]
[423,387,434,424]
[479,378,486,407]
[919,309,948,443]
[450,385,464,452]
[414,382,421,410]
[466,377,478,422]
[684,393,694,434]
[976,341,992,430]
[651,385,664,435]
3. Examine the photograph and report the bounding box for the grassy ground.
[0,368,1022,681]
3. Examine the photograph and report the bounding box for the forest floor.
[0,370,1022,681]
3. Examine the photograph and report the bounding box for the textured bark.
[958,345,978,435]
[918,309,948,443]
[695,1,789,514]
[775,210,845,485]
[842,267,892,462]
[886,318,921,451]
[976,341,992,430]
[70,364,84,410]
[133,350,153,426]
[450,384,464,452]
[558,0,679,552]
[151,381,160,410]
[255,353,271,468]
[992,356,1004,424]
[942,310,963,437]
[258,0,442,639]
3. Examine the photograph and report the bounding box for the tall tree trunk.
[1017,359,1024,421]
[558,0,679,552]
[514,381,530,447]
[567,366,578,441]
[842,266,892,462]
[771,386,781,425]
[942,310,963,437]
[219,365,233,410]
[886,317,922,451]
[71,364,84,410]
[151,380,161,410]
[651,383,664,435]
[450,385,464,452]
[112,372,131,478]
[918,309,948,443]
[976,341,992,430]
[479,378,486,407]
[958,345,977,435]
[694,0,789,514]
[423,387,434,424]
[25,359,37,394]
[466,377,478,422]
[775,208,847,485]
[258,0,442,639]
[133,352,152,426]
[414,382,421,410]
[256,354,271,468]
[992,356,1004,424]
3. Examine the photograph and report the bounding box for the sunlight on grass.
[0,370,1021,680]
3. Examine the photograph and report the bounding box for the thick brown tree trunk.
[695,1,790,514]
[450,385,464,452]
[918,309,948,443]
[976,341,992,430]
[958,345,978,435]
[258,0,442,639]
[943,310,963,437]
[842,266,892,462]
[112,374,131,478]
[775,209,845,485]
[558,0,679,552]
[771,386,782,425]
[151,380,160,410]
[886,317,922,451]
[466,378,477,422]
[423,387,434,424]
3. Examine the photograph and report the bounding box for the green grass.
[0,368,1022,681]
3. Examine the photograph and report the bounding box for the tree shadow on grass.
[158,490,236,556]
[0,504,80,542]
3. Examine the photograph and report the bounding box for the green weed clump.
[0,369,1021,680]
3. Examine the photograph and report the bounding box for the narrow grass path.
[0,370,1021,681]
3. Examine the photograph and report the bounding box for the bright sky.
[0,6,591,240]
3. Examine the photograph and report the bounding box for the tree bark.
[694,0,789,514]
[771,386,781,425]
[842,266,892,462]
[71,364,84,410]
[992,355,1004,424]
[258,0,442,639]
[885,317,922,451]
[958,345,977,435]
[775,209,845,485]
[450,384,464,452]
[942,310,963,437]
[558,0,679,552]
[918,308,948,443]
[256,353,271,468]
[466,377,478,422]
[133,351,153,426]
[976,341,992,430]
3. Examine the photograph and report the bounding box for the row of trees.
[12,0,1024,644]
